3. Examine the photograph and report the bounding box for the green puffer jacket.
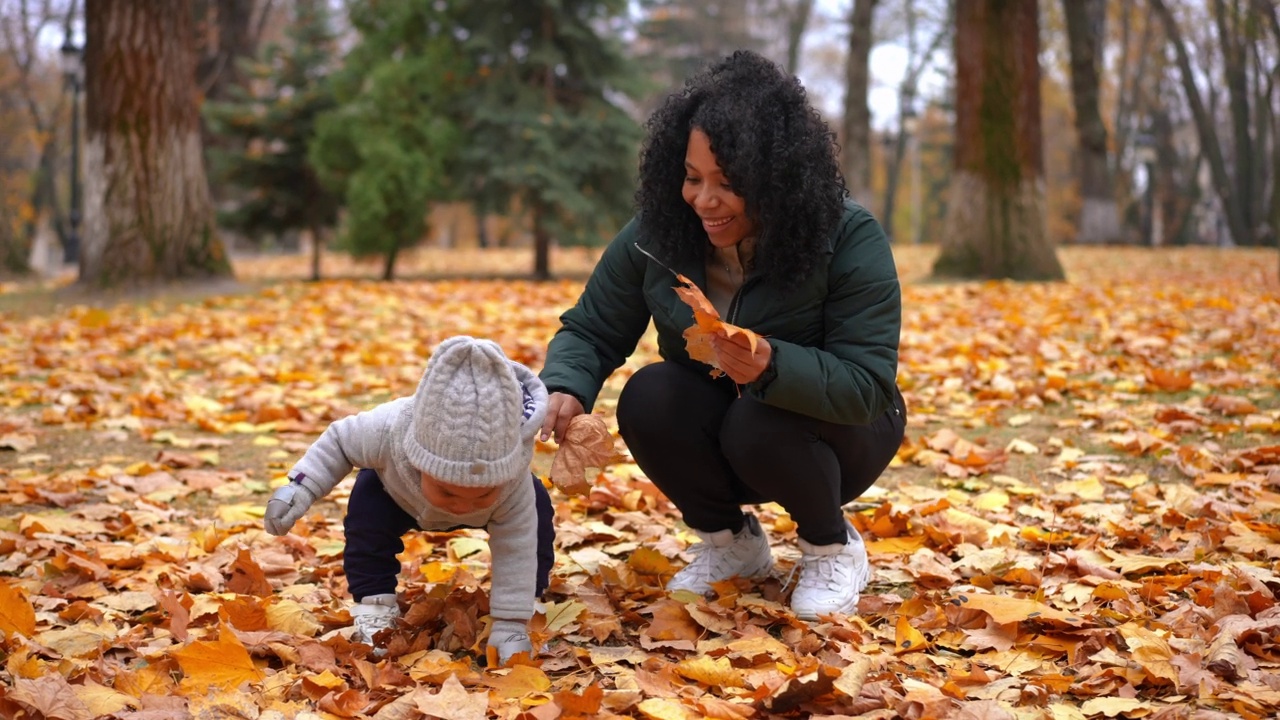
[541,199,901,426]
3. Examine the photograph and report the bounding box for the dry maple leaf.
[413,674,489,720]
[672,273,763,377]
[549,414,614,495]
[0,579,36,637]
[171,624,266,693]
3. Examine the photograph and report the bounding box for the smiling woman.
[538,50,907,623]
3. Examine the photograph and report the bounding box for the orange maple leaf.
[172,624,265,693]
[673,273,762,378]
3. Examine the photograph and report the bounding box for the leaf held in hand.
[673,273,762,377]
[549,414,613,495]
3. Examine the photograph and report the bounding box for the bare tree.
[841,0,876,207]
[81,0,231,287]
[0,0,73,264]
[1150,0,1272,250]
[1063,0,1122,243]
[931,0,1064,280]
[880,0,950,243]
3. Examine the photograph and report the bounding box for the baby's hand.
[489,619,533,665]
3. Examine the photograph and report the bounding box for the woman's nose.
[695,185,719,209]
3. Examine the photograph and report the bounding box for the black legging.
[617,362,905,546]
[343,468,555,601]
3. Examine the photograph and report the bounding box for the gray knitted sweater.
[287,363,547,622]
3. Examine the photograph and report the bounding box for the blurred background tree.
[1,0,1277,286]
[205,0,339,281]
[307,0,461,281]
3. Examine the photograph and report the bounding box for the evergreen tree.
[633,0,764,112]
[449,1,642,279]
[205,0,340,281]
[308,1,462,281]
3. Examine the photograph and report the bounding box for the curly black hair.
[635,50,848,290]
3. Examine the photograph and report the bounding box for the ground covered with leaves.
[0,246,1278,720]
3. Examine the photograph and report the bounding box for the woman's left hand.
[712,333,771,384]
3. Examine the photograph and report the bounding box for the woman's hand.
[540,392,585,443]
[713,334,772,385]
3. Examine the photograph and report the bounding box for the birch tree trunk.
[1063,0,1123,244]
[932,0,1064,280]
[81,0,231,288]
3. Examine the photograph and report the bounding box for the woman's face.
[682,128,756,248]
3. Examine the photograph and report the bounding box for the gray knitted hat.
[403,336,532,487]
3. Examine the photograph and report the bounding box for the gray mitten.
[264,482,317,536]
[489,619,533,665]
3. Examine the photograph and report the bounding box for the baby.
[263,336,554,663]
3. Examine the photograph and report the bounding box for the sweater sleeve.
[540,219,652,411]
[484,476,539,622]
[745,207,901,424]
[287,399,406,497]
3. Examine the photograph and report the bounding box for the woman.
[539,50,905,620]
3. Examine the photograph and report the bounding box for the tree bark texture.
[932,0,1064,280]
[82,0,231,288]
[1063,0,1122,244]
[841,0,876,208]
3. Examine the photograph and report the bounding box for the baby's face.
[420,472,500,515]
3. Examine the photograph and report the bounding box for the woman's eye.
[684,176,699,184]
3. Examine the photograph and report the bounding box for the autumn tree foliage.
[205,0,340,282]
[81,0,231,288]
[932,0,1064,280]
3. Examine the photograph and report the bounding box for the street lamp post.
[60,29,84,265]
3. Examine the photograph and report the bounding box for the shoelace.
[784,552,855,593]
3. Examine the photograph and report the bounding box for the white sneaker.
[790,520,871,620]
[350,594,400,644]
[667,514,773,595]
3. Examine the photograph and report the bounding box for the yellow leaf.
[1079,697,1154,717]
[265,599,322,636]
[216,503,264,523]
[833,656,872,698]
[638,697,701,720]
[421,561,458,583]
[1119,623,1178,684]
[414,674,489,720]
[674,656,743,688]
[484,664,551,699]
[449,537,489,560]
[540,600,586,634]
[628,546,674,575]
[71,680,138,716]
[0,579,36,637]
[894,616,929,654]
[172,625,265,693]
[951,593,1082,625]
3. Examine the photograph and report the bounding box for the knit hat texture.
[403,336,532,487]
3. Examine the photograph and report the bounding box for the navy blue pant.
[618,362,906,547]
[343,468,555,601]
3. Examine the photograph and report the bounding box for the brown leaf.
[226,547,273,597]
[413,674,489,720]
[8,675,95,720]
[549,413,614,495]
[673,273,762,377]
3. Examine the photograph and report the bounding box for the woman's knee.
[720,399,806,466]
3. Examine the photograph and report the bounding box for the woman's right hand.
[540,392,585,443]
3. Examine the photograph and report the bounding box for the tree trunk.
[309,223,323,282]
[932,0,1063,280]
[0,220,31,276]
[841,0,876,208]
[1150,0,1251,249]
[382,243,398,281]
[783,0,816,76]
[82,0,232,288]
[1213,0,1256,244]
[532,200,551,281]
[1063,0,1122,244]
